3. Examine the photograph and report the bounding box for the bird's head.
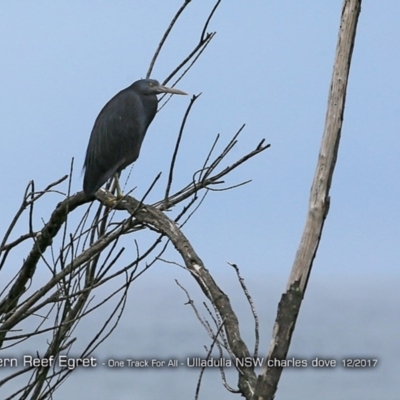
[132,79,187,96]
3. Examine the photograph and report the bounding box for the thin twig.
[228,262,259,359]
[200,0,222,41]
[194,320,226,400]
[146,0,192,78]
[164,94,201,204]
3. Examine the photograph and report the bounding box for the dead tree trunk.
[253,1,363,398]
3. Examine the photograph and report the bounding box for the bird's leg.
[112,174,123,198]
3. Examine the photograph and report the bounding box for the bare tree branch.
[95,190,258,398]
[253,1,363,399]
[146,0,192,79]
[164,93,201,204]
[228,262,259,359]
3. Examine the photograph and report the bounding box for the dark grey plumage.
[83,79,187,197]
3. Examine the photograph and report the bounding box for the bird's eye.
[149,82,153,86]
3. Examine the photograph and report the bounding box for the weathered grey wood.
[253,1,362,399]
[288,0,362,291]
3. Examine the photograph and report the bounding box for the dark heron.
[83,79,187,197]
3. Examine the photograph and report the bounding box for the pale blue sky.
[0,1,399,399]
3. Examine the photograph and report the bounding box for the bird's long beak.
[158,85,187,95]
